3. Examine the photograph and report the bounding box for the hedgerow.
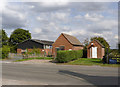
[56,50,83,63]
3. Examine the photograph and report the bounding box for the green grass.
[67,58,120,67]
[14,57,53,62]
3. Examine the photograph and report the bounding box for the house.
[87,40,105,59]
[52,33,84,56]
[17,39,54,55]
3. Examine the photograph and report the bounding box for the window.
[59,46,65,50]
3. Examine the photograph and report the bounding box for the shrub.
[10,45,17,53]
[2,45,10,59]
[56,50,83,63]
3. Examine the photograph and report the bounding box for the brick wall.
[87,40,104,59]
[52,34,83,56]
[17,48,51,55]
[17,49,22,54]
[73,46,83,50]
[102,48,105,58]
[52,34,73,55]
[44,49,52,55]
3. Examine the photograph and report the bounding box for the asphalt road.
[2,62,119,85]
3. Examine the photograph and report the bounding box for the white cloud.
[87,18,118,34]
[29,5,35,8]
[2,4,27,29]
[33,28,42,33]
[41,0,69,7]
[51,12,69,21]
[2,2,118,49]
[84,13,104,22]
[0,0,7,10]
[94,33,103,36]
[97,20,117,29]
[74,15,82,19]
[114,35,118,39]
[36,16,43,21]
[64,29,87,36]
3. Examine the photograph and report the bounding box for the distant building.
[52,33,84,56]
[87,40,105,59]
[17,39,54,55]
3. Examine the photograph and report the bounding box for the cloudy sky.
[0,1,118,49]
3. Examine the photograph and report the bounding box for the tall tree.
[9,28,31,46]
[83,38,89,58]
[2,29,8,46]
[0,30,2,47]
[118,43,120,53]
[91,37,110,56]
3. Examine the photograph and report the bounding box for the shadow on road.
[58,70,118,86]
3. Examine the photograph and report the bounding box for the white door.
[92,47,97,58]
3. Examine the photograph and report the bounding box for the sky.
[0,0,119,49]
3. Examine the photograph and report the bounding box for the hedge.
[56,50,83,63]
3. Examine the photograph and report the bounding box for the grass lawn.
[67,58,120,67]
[14,57,53,62]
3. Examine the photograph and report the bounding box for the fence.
[8,53,48,60]
[8,53,23,60]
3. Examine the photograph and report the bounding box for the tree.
[118,41,120,53]
[2,29,8,46]
[83,38,89,58]
[9,28,31,46]
[2,45,10,59]
[0,30,1,59]
[91,37,110,56]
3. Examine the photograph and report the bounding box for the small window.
[59,46,65,50]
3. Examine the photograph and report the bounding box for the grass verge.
[14,57,53,62]
[66,58,120,67]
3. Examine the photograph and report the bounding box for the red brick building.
[52,33,84,56]
[17,39,54,55]
[87,40,105,59]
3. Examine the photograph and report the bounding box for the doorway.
[92,47,97,58]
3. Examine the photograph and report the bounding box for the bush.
[56,50,83,63]
[10,45,17,53]
[2,45,10,59]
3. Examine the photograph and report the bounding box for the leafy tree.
[2,29,8,46]
[91,37,110,56]
[118,42,120,53]
[2,45,10,59]
[0,29,2,48]
[83,38,89,58]
[9,28,31,46]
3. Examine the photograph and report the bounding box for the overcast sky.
[0,1,118,49]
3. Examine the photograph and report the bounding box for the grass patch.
[67,58,120,67]
[14,57,53,62]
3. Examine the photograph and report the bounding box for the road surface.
[2,62,118,85]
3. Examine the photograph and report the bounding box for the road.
[2,62,119,85]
